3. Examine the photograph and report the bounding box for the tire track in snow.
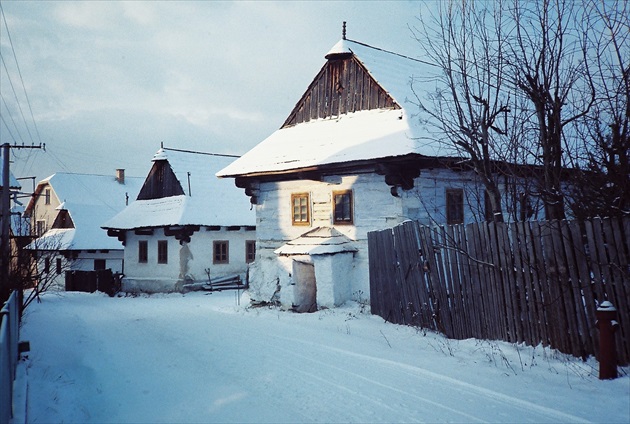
[270,334,591,424]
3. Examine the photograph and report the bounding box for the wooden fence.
[368,217,630,365]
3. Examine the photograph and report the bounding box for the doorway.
[292,260,317,312]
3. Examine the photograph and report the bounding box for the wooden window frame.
[44,188,51,205]
[157,240,168,264]
[138,240,148,263]
[446,188,464,225]
[213,240,229,264]
[333,190,353,225]
[245,240,256,263]
[291,193,311,226]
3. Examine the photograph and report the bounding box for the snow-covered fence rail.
[1,291,20,423]
[368,217,630,365]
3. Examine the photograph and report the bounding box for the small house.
[24,170,144,289]
[217,31,544,311]
[103,147,256,293]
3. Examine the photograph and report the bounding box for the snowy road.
[19,291,629,423]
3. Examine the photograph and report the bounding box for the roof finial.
[342,21,346,40]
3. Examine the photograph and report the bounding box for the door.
[292,260,317,313]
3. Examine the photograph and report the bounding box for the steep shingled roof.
[103,148,255,230]
[217,38,445,178]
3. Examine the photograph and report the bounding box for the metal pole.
[1,143,11,302]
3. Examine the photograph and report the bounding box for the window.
[157,240,168,264]
[138,240,148,263]
[44,188,51,205]
[291,193,310,225]
[94,259,106,270]
[333,190,353,224]
[56,258,62,275]
[213,240,229,264]
[36,220,46,237]
[44,257,50,273]
[446,189,464,225]
[246,240,256,263]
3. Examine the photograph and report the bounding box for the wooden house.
[24,170,144,289]
[217,33,545,311]
[103,147,256,293]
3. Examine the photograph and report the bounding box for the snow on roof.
[27,174,144,251]
[217,38,447,178]
[0,160,22,190]
[275,227,358,256]
[28,172,143,214]
[103,148,255,230]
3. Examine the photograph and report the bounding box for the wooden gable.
[51,209,74,229]
[282,55,400,128]
[137,160,185,200]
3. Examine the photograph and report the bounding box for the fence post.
[596,301,618,379]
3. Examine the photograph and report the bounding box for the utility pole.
[1,142,43,303]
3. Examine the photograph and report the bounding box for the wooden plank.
[445,224,465,339]
[557,220,585,358]
[410,222,433,328]
[421,225,444,333]
[466,222,489,339]
[566,220,597,358]
[530,222,551,346]
[511,222,531,344]
[521,221,544,346]
[498,222,522,343]
[433,226,455,338]
[602,218,630,364]
[486,222,507,341]
[393,224,414,324]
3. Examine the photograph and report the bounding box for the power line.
[0,2,42,145]
[0,54,35,144]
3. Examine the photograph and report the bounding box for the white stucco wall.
[247,167,547,310]
[249,173,402,308]
[122,226,255,293]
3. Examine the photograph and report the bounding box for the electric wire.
[0,54,35,145]
[0,2,42,145]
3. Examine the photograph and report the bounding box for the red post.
[596,301,618,380]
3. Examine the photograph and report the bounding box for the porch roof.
[275,227,358,256]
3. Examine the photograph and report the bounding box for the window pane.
[158,240,168,264]
[138,240,148,263]
[213,241,229,264]
[291,193,310,225]
[446,189,464,225]
[246,240,256,263]
[333,191,353,224]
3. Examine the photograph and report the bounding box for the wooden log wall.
[368,217,630,365]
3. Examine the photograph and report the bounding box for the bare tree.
[568,0,629,219]
[411,0,512,222]
[10,227,72,310]
[506,0,595,220]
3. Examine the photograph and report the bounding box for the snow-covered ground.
[17,291,630,423]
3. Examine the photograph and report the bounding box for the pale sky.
[0,0,429,188]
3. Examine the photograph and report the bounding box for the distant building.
[103,147,256,293]
[24,170,143,289]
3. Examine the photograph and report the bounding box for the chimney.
[115,169,125,184]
